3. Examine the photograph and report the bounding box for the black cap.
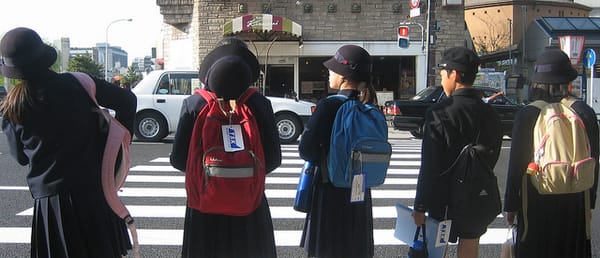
[323,45,372,82]
[0,27,57,79]
[438,47,480,76]
[530,48,578,84]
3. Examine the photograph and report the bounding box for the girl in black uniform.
[504,48,599,258]
[170,38,282,258]
[1,27,135,258]
[299,45,378,258]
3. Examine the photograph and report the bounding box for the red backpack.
[185,88,266,216]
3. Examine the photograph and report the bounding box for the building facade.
[97,43,129,80]
[464,1,598,105]
[156,0,469,103]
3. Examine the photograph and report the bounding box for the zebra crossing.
[0,134,511,257]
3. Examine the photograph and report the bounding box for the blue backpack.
[327,95,392,188]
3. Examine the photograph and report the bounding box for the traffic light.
[398,26,410,48]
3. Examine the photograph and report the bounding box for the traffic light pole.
[399,21,425,52]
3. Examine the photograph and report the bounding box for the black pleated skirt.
[181,194,277,258]
[515,180,592,258]
[30,185,131,258]
[300,170,374,258]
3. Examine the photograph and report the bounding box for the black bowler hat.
[530,48,578,84]
[323,45,372,82]
[0,27,57,79]
[206,55,253,100]
[437,47,480,76]
[199,37,260,85]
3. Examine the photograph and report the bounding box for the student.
[169,39,281,258]
[504,48,599,258]
[0,27,135,258]
[411,47,503,258]
[299,45,378,258]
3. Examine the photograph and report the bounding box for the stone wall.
[157,0,467,81]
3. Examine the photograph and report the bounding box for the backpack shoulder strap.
[560,97,577,108]
[197,88,217,102]
[328,94,349,102]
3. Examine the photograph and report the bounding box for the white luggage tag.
[435,220,452,247]
[350,173,366,202]
[350,154,366,203]
[219,99,245,152]
[222,125,245,152]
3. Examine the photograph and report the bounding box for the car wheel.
[135,112,168,142]
[275,113,302,144]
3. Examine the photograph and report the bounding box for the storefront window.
[298,56,416,103]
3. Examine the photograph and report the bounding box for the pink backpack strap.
[69,72,140,258]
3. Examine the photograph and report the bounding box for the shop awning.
[223,14,302,41]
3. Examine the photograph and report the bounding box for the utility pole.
[508,18,513,74]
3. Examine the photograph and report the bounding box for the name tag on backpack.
[222,125,245,152]
[350,172,366,203]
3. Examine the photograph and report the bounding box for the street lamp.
[105,18,132,81]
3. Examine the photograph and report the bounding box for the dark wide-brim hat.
[530,48,578,84]
[206,55,253,100]
[199,42,260,85]
[323,45,372,82]
[437,47,480,76]
[0,27,57,79]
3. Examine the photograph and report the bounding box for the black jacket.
[414,87,503,217]
[2,71,136,199]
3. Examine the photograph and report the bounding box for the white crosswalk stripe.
[1,136,510,252]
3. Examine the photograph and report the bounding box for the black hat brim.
[0,44,57,79]
[199,44,259,84]
[530,67,578,84]
[323,57,345,76]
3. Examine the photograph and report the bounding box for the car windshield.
[411,87,438,101]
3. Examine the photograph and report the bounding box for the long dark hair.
[0,81,32,124]
[529,82,573,103]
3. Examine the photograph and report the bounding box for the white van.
[132,70,315,144]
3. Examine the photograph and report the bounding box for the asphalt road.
[1,128,599,257]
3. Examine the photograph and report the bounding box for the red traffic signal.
[398,26,409,37]
[398,26,410,48]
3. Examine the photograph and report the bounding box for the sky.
[1,0,163,65]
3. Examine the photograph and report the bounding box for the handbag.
[408,224,429,258]
[500,224,517,258]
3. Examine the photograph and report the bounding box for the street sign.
[410,8,421,18]
[410,0,420,9]
[584,49,596,69]
[559,36,586,65]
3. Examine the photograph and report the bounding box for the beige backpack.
[521,97,595,241]
[527,97,595,194]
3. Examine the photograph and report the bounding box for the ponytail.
[0,81,32,124]
[358,79,378,105]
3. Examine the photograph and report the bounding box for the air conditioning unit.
[442,0,462,6]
